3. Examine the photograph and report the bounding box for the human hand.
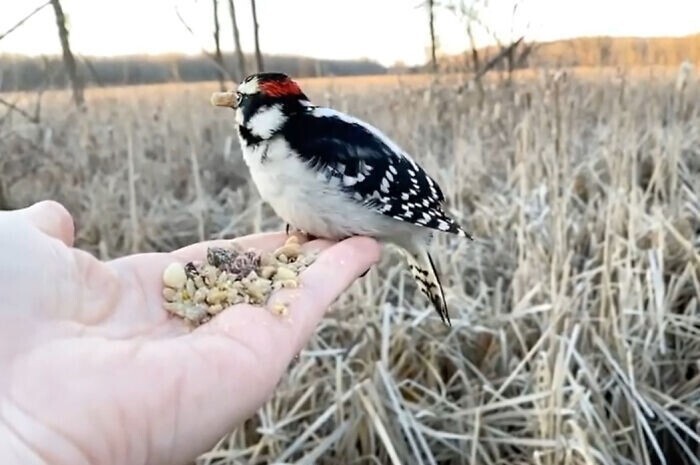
[0,201,380,465]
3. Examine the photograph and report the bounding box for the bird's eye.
[235,92,243,105]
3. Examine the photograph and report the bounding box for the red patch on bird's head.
[259,77,304,98]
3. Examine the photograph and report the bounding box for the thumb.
[18,200,75,247]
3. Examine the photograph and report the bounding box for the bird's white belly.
[241,138,402,240]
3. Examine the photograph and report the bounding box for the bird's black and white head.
[211,72,310,144]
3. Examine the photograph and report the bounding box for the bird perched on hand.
[211,72,472,325]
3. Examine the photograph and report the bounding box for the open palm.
[0,201,380,465]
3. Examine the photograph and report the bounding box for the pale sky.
[0,0,698,67]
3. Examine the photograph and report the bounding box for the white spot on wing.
[380,177,390,193]
[343,175,357,186]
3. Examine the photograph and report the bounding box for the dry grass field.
[1,69,699,464]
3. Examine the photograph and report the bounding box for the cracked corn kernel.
[271,303,288,316]
[274,243,301,259]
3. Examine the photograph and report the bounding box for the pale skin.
[0,201,381,465]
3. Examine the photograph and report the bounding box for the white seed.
[274,266,296,281]
[162,262,187,289]
[185,278,196,297]
[203,265,219,286]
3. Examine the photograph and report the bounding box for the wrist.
[0,400,91,465]
[0,421,46,465]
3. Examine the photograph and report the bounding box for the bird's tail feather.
[403,248,450,326]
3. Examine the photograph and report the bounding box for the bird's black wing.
[281,106,470,237]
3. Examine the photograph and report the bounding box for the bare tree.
[465,17,479,73]
[250,0,264,72]
[445,0,535,83]
[212,0,226,90]
[227,0,246,79]
[427,0,438,72]
[50,0,84,107]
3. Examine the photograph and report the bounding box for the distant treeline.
[528,34,700,68]
[437,34,700,72]
[0,53,386,92]
[3,34,698,92]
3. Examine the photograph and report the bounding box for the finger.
[17,200,75,247]
[201,236,381,354]
[282,236,381,351]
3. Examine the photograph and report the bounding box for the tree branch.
[174,5,233,83]
[0,1,51,42]
[475,36,523,80]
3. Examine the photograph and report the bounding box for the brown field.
[1,69,699,464]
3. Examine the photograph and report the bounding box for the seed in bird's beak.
[211,91,237,108]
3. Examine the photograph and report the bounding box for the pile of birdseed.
[161,235,316,326]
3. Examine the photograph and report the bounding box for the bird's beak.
[211,91,238,109]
